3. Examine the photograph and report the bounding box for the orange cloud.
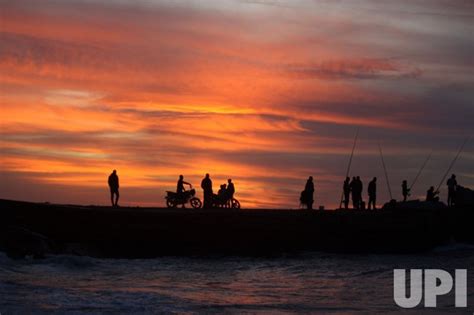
[1,0,473,208]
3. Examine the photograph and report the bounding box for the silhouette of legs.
[447,190,455,207]
[110,190,119,207]
[203,191,213,209]
[368,196,376,210]
[344,194,349,209]
[352,196,360,210]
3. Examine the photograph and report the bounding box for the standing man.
[368,177,377,210]
[343,177,350,209]
[402,180,410,202]
[356,176,363,209]
[108,169,119,207]
[447,174,457,207]
[304,176,315,210]
[226,178,235,208]
[201,173,213,209]
[350,177,358,209]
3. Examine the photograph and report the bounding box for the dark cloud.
[286,58,422,80]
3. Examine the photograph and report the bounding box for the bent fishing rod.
[409,151,433,193]
[435,136,471,193]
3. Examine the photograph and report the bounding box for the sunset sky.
[1,0,473,208]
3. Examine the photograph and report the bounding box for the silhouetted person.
[227,179,235,198]
[402,180,410,202]
[426,186,439,202]
[226,179,235,208]
[447,174,457,207]
[303,176,315,210]
[108,170,119,207]
[356,176,364,209]
[218,184,227,207]
[343,177,350,209]
[349,177,358,209]
[201,173,213,209]
[356,176,363,209]
[177,175,192,194]
[367,177,377,210]
[350,176,363,210]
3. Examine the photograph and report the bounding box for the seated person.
[217,184,227,206]
[426,186,439,202]
[177,175,192,195]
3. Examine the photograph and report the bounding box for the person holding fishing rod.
[433,136,469,206]
[426,186,440,202]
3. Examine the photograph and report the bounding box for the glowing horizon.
[1,0,473,208]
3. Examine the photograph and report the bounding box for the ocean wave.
[40,254,101,269]
[432,243,474,253]
[0,250,11,263]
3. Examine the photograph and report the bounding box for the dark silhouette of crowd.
[105,168,463,210]
[200,174,237,209]
[349,176,364,210]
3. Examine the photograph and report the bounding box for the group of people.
[108,171,236,208]
[300,172,461,211]
[108,169,461,209]
[425,174,458,206]
[200,173,235,209]
[342,176,377,210]
[301,176,376,211]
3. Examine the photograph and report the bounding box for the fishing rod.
[339,128,359,209]
[378,141,393,200]
[435,136,470,193]
[408,151,432,192]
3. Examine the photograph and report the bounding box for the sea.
[1,246,473,314]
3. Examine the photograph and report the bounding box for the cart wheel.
[231,198,241,209]
[166,199,176,208]
[190,197,202,209]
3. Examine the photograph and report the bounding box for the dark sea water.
[1,246,473,314]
